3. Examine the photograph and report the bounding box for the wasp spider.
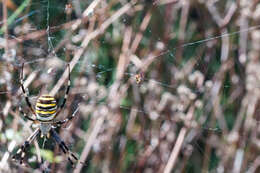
[12,63,78,166]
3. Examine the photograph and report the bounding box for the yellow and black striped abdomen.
[35,95,57,122]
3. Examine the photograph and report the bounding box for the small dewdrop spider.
[12,63,79,166]
[135,71,144,84]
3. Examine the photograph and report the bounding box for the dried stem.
[164,106,194,173]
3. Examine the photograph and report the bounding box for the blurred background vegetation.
[0,0,260,172]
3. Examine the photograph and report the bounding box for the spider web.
[0,0,259,172]
[0,0,242,149]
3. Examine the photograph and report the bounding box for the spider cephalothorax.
[12,63,78,166]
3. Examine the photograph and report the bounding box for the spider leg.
[12,128,40,164]
[19,106,38,122]
[53,107,79,126]
[20,63,36,115]
[50,128,78,166]
[55,64,71,118]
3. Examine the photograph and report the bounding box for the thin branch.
[164,106,194,173]
[73,114,105,173]
[50,1,135,95]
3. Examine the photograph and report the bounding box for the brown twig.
[164,106,194,173]
[50,1,135,96]
[73,112,106,173]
